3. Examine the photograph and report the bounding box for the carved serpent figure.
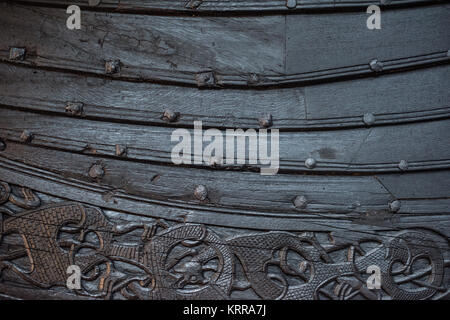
[148,224,233,300]
[0,200,447,300]
[0,202,154,298]
[229,230,446,300]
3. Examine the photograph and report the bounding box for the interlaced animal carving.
[0,195,447,300]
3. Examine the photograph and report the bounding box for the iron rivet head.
[89,164,105,179]
[363,113,375,126]
[305,158,316,169]
[369,59,383,72]
[293,195,307,209]
[194,185,208,201]
[195,71,217,88]
[286,0,297,9]
[388,200,401,213]
[185,0,202,9]
[0,139,6,151]
[20,130,33,143]
[162,109,179,123]
[65,102,84,116]
[398,160,408,171]
[88,0,101,6]
[105,60,121,74]
[349,201,361,210]
[247,73,260,85]
[9,47,26,61]
[115,144,127,157]
[258,114,273,128]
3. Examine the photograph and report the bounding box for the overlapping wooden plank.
[376,171,450,199]
[1,63,449,129]
[0,63,306,129]
[0,142,449,221]
[285,6,450,75]
[0,179,448,302]
[10,0,441,13]
[0,108,449,172]
[1,3,448,87]
[304,65,450,122]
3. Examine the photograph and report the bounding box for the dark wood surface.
[1,142,450,220]
[1,63,449,129]
[8,0,445,12]
[1,108,450,173]
[1,2,449,87]
[0,0,448,300]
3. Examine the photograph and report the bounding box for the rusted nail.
[105,60,121,74]
[258,114,273,128]
[247,73,260,85]
[9,47,26,61]
[185,0,203,9]
[89,163,105,179]
[305,158,316,169]
[349,201,361,210]
[363,113,375,126]
[162,109,179,123]
[388,200,401,213]
[286,0,297,9]
[194,185,208,201]
[65,102,84,116]
[293,195,307,209]
[195,71,217,88]
[20,130,33,143]
[0,138,6,151]
[115,144,127,157]
[369,59,383,72]
[88,0,101,6]
[398,160,408,171]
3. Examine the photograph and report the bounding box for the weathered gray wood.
[0,187,447,301]
[1,142,449,223]
[285,7,450,75]
[1,108,449,172]
[304,65,450,122]
[1,3,448,87]
[1,63,449,129]
[9,0,441,13]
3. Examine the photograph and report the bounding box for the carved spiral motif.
[383,231,445,300]
[0,182,11,204]
[0,197,447,300]
[148,224,233,300]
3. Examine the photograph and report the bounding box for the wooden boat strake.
[0,0,449,300]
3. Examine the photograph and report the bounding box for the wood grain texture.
[1,0,449,302]
[1,3,449,87]
[1,63,449,129]
[0,190,447,300]
[1,142,449,225]
[1,108,449,173]
[9,0,443,13]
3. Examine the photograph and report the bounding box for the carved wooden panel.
[0,0,449,300]
[1,183,448,300]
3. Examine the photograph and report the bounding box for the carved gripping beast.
[0,185,448,300]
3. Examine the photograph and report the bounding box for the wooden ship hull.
[0,0,449,300]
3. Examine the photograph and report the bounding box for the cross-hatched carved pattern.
[3,204,84,286]
[0,199,448,300]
